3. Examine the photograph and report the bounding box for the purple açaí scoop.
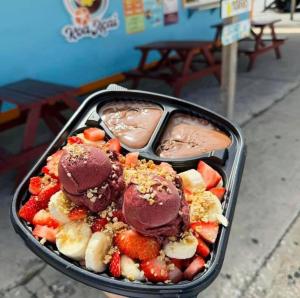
[58,144,124,212]
[123,177,189,238]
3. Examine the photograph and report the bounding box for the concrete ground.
[1,33,300,298]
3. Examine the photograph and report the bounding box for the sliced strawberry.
[91,218,108,233]
[29,177,42,195]
[183,256,205,280]
[112,210,126,223]
[67,136,83,144]
[197,161,222,190]
[210,187,226,200]
[37,183,61,210]
[170,258,191,271]
[107,138,121,153]
[196,237,210,258]
[46,150,64,178]
[141,257,168,283]
[33,210,59,228]
[19,196,40,223]
[32,225,57,243]
[68,206,88,221]
[168,265,183,283]
[125,152,139,167]
[83,127,105,141]
[115,230,160,261]
[109,251,121,278]
[190,221,219,244]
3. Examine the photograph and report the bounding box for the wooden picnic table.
[0,79,79,177]
[213,19,286,71]
[123,41,221,96]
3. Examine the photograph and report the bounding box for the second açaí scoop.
[58,144,125,212]
[123,176,189,238]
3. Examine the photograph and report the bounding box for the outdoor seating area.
[1,1,300,298]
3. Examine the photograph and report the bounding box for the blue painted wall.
[0,1,220,111]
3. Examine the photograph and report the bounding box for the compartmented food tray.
[11,87,246,298]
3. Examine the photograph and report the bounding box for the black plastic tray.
[11,86,246,298]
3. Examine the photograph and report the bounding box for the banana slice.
[48,191,72,224]
[120,255,144,281]
[85,231,112,273]
[189,191,228,227]
[163,233,198,259]
[179,169,206,192]
[56,221,92,261]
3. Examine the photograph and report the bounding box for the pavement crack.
[0,262,47,294]
[239,207,300,297]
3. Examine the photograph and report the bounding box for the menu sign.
[123,0,145,34]
[221,19,250,46]
[221,0,251,19]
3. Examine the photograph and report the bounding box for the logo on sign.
[62,0,119,42]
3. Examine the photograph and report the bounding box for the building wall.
[0,1,220,111]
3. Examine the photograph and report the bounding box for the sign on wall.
[221,0,251,19]
[163,0,179,25]
[62,0,119,42]
[144,0,164,29]
[123,0,145,34]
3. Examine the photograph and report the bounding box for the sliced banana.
[85,231,112,273]
[163,233,198,259]
[189,191,228,227]
[48,191,72,224]
[56,221,92,261]
[179,169,206,192]
[120,255,144,281]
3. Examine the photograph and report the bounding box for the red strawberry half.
[190,221,219,244]
[115,230,160,261]
[196,237,210,258]
[183,256,205,280]
[37,182,61,210]
[68,206,88,221]
[32,225,57,243]
[197,161,222,190]
[33,210,59,228]
[29,177,42,195]
[91,218,108,233]
[210,187,226,200]
[109,251,121,278]
[19,196,40,223]
[141,257,168,283]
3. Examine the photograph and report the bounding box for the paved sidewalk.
[1,35,300,298]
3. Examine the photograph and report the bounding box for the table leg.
[18,105,41,180]
[62,94,79,111]
[202,47,221,83]
[270,24,281,59]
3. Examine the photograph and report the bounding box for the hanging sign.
[123,0,145,34]
[221,19,250,46]
[163,0,179,25]
[182,0,219,9]
[221,0,251,19]
[62,0,119,42]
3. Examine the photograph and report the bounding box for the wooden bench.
[0,79,79,178]
[212,19,286,71]
[123,41,221,96]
